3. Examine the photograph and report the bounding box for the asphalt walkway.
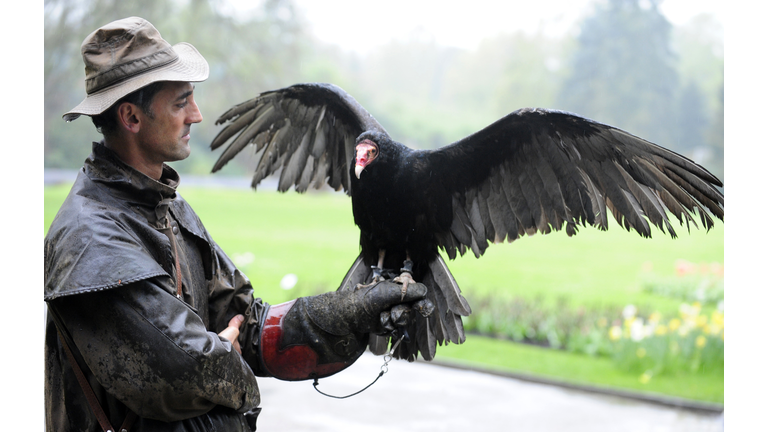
[254,352,723,432]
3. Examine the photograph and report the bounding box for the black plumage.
[210,83,724,362]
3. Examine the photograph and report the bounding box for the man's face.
[136,81,203,164]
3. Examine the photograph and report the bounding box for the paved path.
[254,352,723,432]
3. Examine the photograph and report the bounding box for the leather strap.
[56,326,116,432]
[159,223,183,298]
[51,310,138,432]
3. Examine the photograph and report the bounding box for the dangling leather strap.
[155,198,182,299]
[159,220,183,299]
[51,309,138,432]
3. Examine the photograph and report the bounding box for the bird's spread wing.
[427,108,724,259]
[210,83,387,193]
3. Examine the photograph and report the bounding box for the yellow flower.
[636,347,647,358]
[711,311,724,326]
[624,316,635,327]
[609,326,622,341]
[654,325,668,336]
[696,335,707,348]
[669,318,681,331]
[649,312,662,323]
[696,315,708,328]
[639,371,653,384]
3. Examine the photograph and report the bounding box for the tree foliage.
[44,0,312,173]
[557,0,679,145]
[44,0,723,183]
[555,0,722,181]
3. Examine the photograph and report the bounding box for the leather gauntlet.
[258,281,427,380]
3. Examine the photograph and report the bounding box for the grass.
[436,334,723,404]
[44,182,724,403]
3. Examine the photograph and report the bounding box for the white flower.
[630,318,646,342]
[280,273,298,290]
[232,252,255,267]
[622,304,637,320]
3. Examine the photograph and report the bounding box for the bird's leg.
[393,252,415,301]
[356,249,387,289]
[374,249,386,280]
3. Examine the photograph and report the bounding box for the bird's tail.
[392,255,471,361]
[339,254,471,362]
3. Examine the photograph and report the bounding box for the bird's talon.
[393,271,415,301]
[356,268,385,290]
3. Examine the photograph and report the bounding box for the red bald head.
[354,139,378,178]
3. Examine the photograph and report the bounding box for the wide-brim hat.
[63,17,209,122]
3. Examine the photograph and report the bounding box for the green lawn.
[437,335,723,404]
[44,182,724,403]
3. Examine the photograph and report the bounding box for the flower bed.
[463,260,724,385]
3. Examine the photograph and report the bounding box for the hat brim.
[63,42,209,121]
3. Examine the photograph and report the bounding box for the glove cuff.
[258,299,365,381]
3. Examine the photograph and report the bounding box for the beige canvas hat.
[63,17,209,122]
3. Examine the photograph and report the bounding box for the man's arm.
[204,238,428,381]
[49,279,260,422]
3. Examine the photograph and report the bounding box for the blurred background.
[44,0,723,182]
[44,0,727,427]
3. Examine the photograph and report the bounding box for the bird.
[209,82,724,362]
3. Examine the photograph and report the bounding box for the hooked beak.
[354,140,378,179]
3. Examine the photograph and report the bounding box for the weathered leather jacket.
[43,143,367,431]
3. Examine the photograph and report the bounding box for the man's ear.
[116,102,141,134]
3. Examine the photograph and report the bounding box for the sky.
[230,0,724,54]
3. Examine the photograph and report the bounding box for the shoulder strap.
[49,306,138,432]
[158,223,183,298]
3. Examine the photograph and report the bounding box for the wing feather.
[210,83,388,195]
[425,108,723,256]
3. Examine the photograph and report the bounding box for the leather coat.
[44,143,269,431]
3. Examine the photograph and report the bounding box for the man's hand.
[303,280,428,338]
[219,314,244,354]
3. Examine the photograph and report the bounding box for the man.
[44,17,426,431]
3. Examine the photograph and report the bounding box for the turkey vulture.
[210,83,724,362]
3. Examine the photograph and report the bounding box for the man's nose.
[187,99,203,124]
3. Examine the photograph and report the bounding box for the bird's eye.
[371,148,378,156]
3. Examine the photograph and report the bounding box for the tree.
[672,13,724,182]
[557,0,679,148]
[675,81,708,155]
[705,84,724,183]
[44,0,312,173]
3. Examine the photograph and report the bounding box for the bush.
[462,292,724,384]
[609,302,724,383]
[463,293,623,356]
[639,259,724,305]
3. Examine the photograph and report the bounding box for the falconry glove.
[256,280,427,380]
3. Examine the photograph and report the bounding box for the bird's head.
[354,138,379,179]
[352,131,404,181]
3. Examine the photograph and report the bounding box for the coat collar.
[85,141,182,227]
[85,141,180,205]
